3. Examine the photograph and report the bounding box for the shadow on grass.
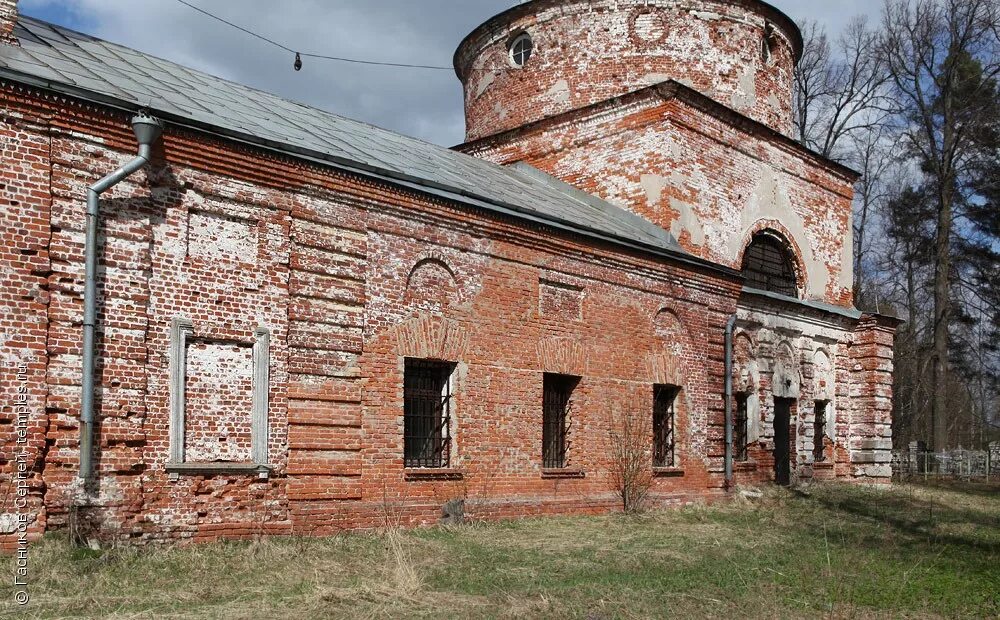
[809,482,1000,556]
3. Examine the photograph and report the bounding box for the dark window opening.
[543,374,576,468]
[741,234,799,297]
[734,394,749,462]
[404,359,454,468]
[653,385,679,467]
[773,398,794,486]
[813,401,828,462]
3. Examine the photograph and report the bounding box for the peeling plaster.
[739,166,826,299]
[545,79,571,105]
[639,173,668,206]
[639,173,705,246]
[731,65,758,110]
[474,70,496,100]
[641,72,673,86]
[670,198,705,246]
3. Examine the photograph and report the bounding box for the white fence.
[891,444,999,481]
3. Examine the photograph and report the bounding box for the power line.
[173,0,453,71]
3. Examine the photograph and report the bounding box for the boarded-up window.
[185,341,254,462]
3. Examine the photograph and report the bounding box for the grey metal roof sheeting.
[0,16,685,257]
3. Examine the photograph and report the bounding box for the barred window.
[653,385,679,468]
[543,374,576,468]
[813,401,828,462]
[741,234,799,297]
[734,394,749,462]
[403,359,454,468]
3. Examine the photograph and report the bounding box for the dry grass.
[2,481,998,619]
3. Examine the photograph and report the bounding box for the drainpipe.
[724,314,737,488]
[79,112,163,479]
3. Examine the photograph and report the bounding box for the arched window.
[741,234,799,297]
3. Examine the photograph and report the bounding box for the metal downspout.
[724,314,737,488]
[79,112,163,479]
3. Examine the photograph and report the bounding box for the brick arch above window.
[405,257,459,311]
[394,314,470,361]
[653,307,687,341]
[649,307,689,385]
[739,229,803,298]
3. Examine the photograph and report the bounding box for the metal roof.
[0,16,689,259]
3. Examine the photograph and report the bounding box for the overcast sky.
[19,0,880,146]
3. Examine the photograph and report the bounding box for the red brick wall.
[456,0,799,141]
[461,87,858,307]
[0,101,50,550]
[1,84,755,545]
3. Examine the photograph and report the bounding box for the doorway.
[773,398,794,486]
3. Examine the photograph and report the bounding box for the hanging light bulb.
[294,52,303,71]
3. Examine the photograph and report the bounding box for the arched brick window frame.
[737,223,807,299]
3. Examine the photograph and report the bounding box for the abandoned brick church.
[0,0,897,546]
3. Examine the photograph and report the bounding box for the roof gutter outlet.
[79,112,162,479]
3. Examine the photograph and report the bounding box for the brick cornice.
[456,80,860,184]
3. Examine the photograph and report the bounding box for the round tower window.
[508,33,533,68]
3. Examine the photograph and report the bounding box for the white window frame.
[509,32,533,68]
[167,318,271,477]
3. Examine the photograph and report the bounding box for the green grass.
[3,481,998,618]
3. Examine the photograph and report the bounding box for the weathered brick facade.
[456,0,800,140]
[0,0,896,548]
[0,0,15,46]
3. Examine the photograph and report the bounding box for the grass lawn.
[3,481,998,618]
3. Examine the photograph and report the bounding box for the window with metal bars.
[813,401,828,462]
[653,385,679,468]
[403,359,454,468]
[542,374,576,468]
[741,234,799,297]
[734,394,749,462]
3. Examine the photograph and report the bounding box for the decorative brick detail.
[393,314,470,361]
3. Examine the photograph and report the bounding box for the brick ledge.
[541,469,586,479]
[404,469,464,481]
[653,467,686,478]
[166,462,273,478]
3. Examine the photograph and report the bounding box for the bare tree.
[880,0,1000,451]
[793,18,897,301]
[794,17,894,161]
[606,402,654,514]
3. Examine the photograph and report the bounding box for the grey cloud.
[19,0,880,146]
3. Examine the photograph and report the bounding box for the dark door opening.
[773,398,794,486]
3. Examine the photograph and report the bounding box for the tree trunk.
[932,181,953,451]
